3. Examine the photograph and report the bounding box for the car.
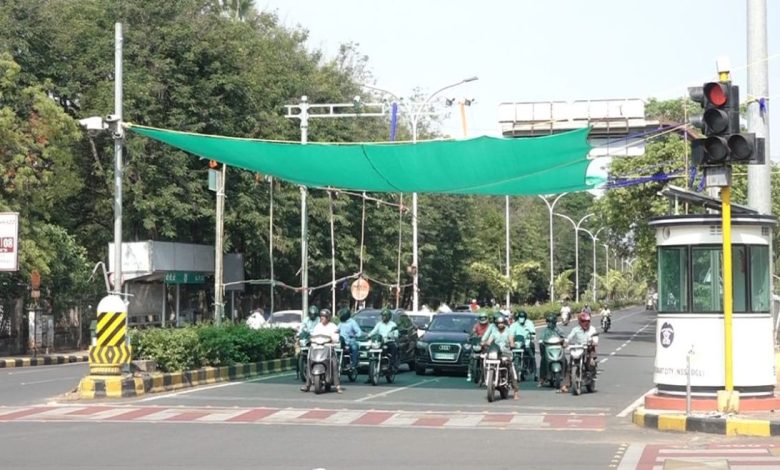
[414,312,478,376]
[408,311,436,338]
[264,310,303,330]
[353,308,418,371]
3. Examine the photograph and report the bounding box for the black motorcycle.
[484,344,512,402]
[296,331,310,383]
[511,334,537,382]
[338,337,359,383]
[567,340,597,396]
[601,314,611,333]
[366,334,397,386]
[468,336,485,387]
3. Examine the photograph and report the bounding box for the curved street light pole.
[362,77,478,313]
[554,213,594,303]
[581,227,607,303]
[539,193,568,303]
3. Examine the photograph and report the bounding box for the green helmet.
[381,308,392,321]
[338,307,351,322]
[514,310,528,321]
[545,313,557,326]
[478,312,488,324]
[307,305,320,319]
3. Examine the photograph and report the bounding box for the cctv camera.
[78,116,107,132]
[104,114,120,123]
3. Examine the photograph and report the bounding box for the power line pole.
[746,0,771,214]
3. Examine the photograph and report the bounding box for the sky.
[258,0,778,161]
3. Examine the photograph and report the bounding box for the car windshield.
[354,310,397,333]
[428,315,476,333]
[269,312,301,323]
[408,314,431,329]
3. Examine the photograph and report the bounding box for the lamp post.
[554,213,594,303]
[580,227,606,302]
[360,77,478,312]
[539,193,569,302]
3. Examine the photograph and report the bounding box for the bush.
[130,324,296,372]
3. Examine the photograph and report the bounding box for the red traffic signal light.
[703,82,728,107]
[208,160,219,169]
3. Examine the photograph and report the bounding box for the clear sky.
[259,0,778,160]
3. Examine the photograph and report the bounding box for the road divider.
[78,357,296,399]
[632,406,780,437]
[0,353,89,368]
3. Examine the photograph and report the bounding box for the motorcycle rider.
[468,312,491,382]
[366,308,399,382]
[538,313,565,387]
[299,305,321,337]
[508,310,536,376]
[482,316,520,400]
[560,301,571,325]
[560,311,599,393]
[300,308,342,393]
[599,305,612,330]
[337,307,361,371]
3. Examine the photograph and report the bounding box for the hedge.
[129,324,296,373]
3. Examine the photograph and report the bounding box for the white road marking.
[353,378,439,402]
[616,443,645,470]
[616,387,656,417]
[20,377,75,386]
[137,372,295,402]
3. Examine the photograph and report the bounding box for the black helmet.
[307,305,319,318]
[320,308,332,320]
[338,307,351,322]
[496,316,507,327]
[545,313,557,325]
[381,308,392,321]
[514,310,528,321]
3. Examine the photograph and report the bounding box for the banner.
[0,212,19,271]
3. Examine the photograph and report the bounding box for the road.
[0,306,777,469]
[0,362,87,406]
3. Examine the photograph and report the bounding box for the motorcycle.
[337,337,359,383]
[567,340,597,396]
[511,334,537,382]
[296,331,310,383]
[601,313,611,333]
[484,344,512,402]
[561,308,571,326]
[468,336,485,387]
[307,334,339,394]
[367,334,397,386]
[541,335,565,389]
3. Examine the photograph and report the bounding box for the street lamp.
[360,77,479,312]
[554,213,594,303]
[580,226,606,303]
[539,193,569,302]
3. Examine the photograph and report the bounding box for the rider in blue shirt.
[338,308,361,369]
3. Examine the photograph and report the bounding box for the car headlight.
[416,341,428,349]
[463,343,472,351]
[371,341,381,349]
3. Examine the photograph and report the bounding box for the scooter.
[561,308,571,326]
[296,331,310,383]
[484,344,512,402]
[511,334,537,382]
[367,334,397,386]
[337,338,359,383]
[307,334,339,394]
[541,335,565,389]
[567,340,597,396]
[468,336,485,386]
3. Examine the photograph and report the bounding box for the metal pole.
[686,345,694,416]
[592,235,597,303]
[161,283,166,327]
[722,185,734,392]
[411,117,420,312]
[505,196,511,309]
[746,0,771,214]
[112,23,123,295]
[395,194,403,309]
[540,194,568,303]
[575,230,579,302]
[269,177,274,315]
[329,190,336,313]
[214,163,225,324]
[300,96,309,317]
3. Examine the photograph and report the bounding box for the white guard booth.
[649,214,776,397]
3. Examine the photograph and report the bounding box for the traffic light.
[208,160,219,169]
[689,81,764,166]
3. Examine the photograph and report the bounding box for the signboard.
[351,278,370,301]
[164,271,206,284]
[0,212,19,271]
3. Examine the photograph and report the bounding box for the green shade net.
[127,124,603,195]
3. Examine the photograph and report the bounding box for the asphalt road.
[0,362,87,406]
[1,306,777,469]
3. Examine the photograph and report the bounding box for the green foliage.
[130,324,295,372]
[554,269,575,301]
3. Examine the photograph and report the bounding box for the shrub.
[130,327,201,372]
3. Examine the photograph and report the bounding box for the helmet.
[478,312,488,324]
[320,308,332,320]
[545,313,557,326]
[496,316,507,327]
[578,311,591,328]
[381,308,392,321]
[514,310,528,322]
[338,308,351,322]
[307,305,319,318]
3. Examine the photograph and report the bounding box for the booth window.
[691,246,747,313]
[750,245,770,312]
[658,247,687,312]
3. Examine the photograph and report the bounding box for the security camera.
[104,114,120,124]
[78,116,107,131]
